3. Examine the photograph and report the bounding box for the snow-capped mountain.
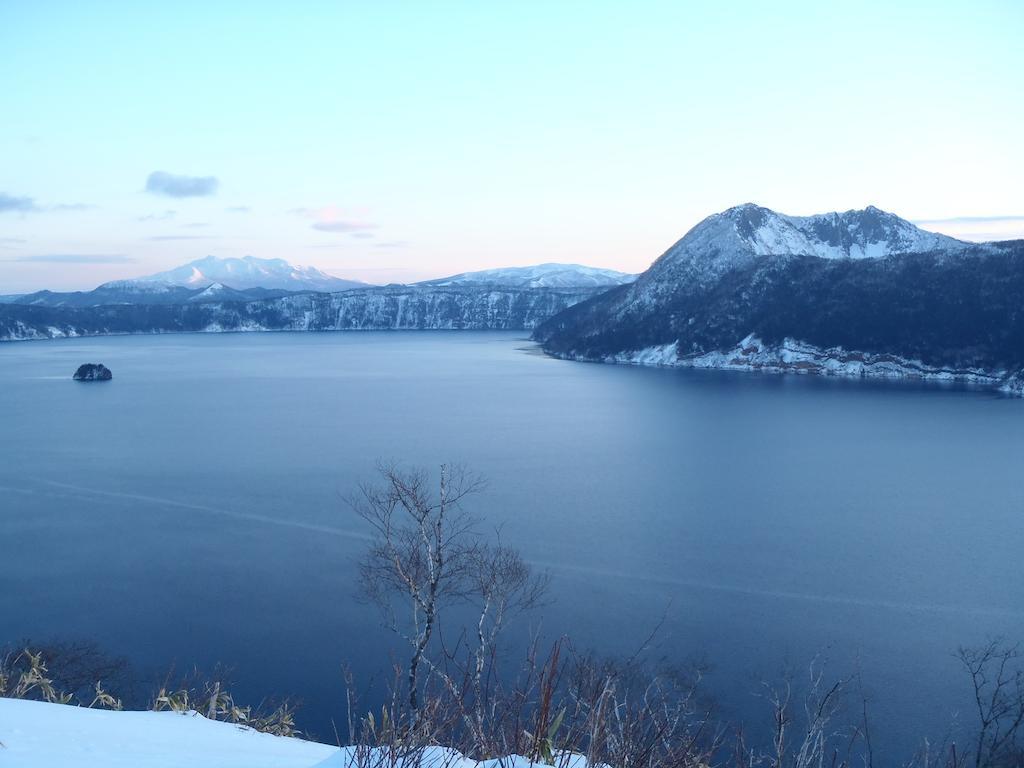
[134,255,367,292]
[535,204,1024,396]
[643,203,968,288]
[420,263,636,289]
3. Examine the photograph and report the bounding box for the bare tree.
[352,462,484,712]
[958,640,1024,768]
[463,541,551,740]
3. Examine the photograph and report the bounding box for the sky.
[2,0,1023,292]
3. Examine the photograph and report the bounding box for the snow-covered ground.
[0,698,336,768]
[0,699,579,768]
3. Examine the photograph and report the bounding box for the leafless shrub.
[731,661,860,768]
[0,649,74,705]
[957,640,1024,768]
[342,663,467,768]
[557,644,717,768]
[150,666,300,737]
[1,639,130,706]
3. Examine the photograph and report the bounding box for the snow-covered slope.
[535,204,1024,396]
[95,279,182,295]
[0,698,589,768]
[0,699,335,768]
[134,255,366,292]
[421,263,636,289]
[185,282,255,303]
[645,203,967,285]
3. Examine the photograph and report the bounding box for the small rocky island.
[73,363,113,381]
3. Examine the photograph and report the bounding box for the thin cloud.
[915,214,1024,242]
[312,220,377,233]
[950,231,1024,243]
[147,235,217,241]
[145,171,219,198]
[0,193,38,213]
[912,215,1024,224]
[1,192,92,214]
[225,205,251,213]
[12,253,136,264]
[0,237,27,246]
[350,232,375,239]
[50,203,95,211]
[137,209,177,222]
[293,205,377,233]
[373,240,409,249]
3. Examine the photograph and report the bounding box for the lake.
[2,331,1022,757]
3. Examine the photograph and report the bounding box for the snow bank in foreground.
[0,698,336,768]
[0,699,582,768]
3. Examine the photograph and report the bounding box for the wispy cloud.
[147,235,217,241]
[914,215,1024,243]
[137,209,176,222]
[292,205,377,234]
[373,240,409,249]
[0,193,38,213]
[225,205,251,213]
[312,220,377,233]
[11,253,136,264]
[50,203,95,211]
[350,232,375,239]
[0,237,26,247]
[912,215,1024,224]
[0,193,91,214]
[145,171,219,198]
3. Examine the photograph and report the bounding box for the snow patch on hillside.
[601,334,1022,396]
[612,342,678,366]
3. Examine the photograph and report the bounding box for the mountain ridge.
[420,263,636,289]
[1,260,635,307]
[535,204,1024,396]
[132,255,367,292]
[0,285,606,340]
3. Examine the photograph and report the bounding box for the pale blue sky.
[2,0,1022,291]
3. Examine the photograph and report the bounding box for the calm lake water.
[2,331,1023,756]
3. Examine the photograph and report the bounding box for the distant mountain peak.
[651,203,968,283]
[131,255,367,292]
[96,279,178,293]
[420,263,636,289]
